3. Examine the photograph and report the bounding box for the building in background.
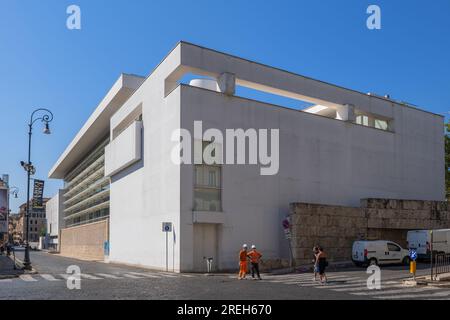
[8,214,22,245]
[46,190,64,251]
[18,199,49,244]
[0,175,9,247]
[48,42,445,272]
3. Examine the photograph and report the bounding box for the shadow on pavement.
[0,254,24,278]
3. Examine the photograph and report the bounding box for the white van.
[352,240,410,267]
[407,229,450,259]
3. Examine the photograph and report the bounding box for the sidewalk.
[0,254,23,279]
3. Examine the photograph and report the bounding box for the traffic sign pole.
[162,222,173,272]
[410,261,417,280]
[409,249,418,280]
[166,232,168,272]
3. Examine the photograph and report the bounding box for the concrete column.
[335,104,355,122]
[217,72,236,96]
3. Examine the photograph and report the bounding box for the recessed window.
[194,141,222,212]
[375,119,388,131]
[356,115,369,126]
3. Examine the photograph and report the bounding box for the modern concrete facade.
[46,190,64,250]
[49,42,444,272]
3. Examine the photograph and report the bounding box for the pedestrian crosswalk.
[2,271,198,284]
[253,271,450,300]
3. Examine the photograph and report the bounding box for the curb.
[9,256,38,274]
[0,274,19,280]
[402,276,450,288]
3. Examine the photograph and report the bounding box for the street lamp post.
[21,108,53,270]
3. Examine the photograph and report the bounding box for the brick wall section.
[289,199,450,266]
[60,219,108,261]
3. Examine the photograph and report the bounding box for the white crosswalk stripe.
[19,275,37,282]
[81,273,103,280]
[315,280,398,290]
[255,271,450,300]
[126,272,162,278]
[298,279,364,287]
[122,273,145,279]
[40,274,61,281]
[253,272,450,300]
[158,272,179,278]
[332,283,402,292]
[8,271,196,284]
[95,273,124,279]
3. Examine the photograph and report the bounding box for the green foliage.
[39,226,47,237]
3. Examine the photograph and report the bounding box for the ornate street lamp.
[9,187,19,199]
[21,108,53,270]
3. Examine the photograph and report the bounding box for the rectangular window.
[374,119,388,131]
[356,115,369,126]
[194,141,222,212]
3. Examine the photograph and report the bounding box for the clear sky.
[1,0,449,212]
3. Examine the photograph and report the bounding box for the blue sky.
[1,0,449,212]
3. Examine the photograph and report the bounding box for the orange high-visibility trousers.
[239,261,247,279]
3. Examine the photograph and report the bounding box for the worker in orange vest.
[238,244,248,280]
[247,245,262,280]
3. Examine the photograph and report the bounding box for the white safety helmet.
[251,245,256,249]
[243,244,248,248]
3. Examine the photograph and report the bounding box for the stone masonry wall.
[60,219,109,261]
[289,199,450,266]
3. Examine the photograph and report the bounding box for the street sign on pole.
[162,222,173,233]
[409,249,417,261]
[162,222,173,272]
[409,249,418,280]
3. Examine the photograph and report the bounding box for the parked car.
[407,229,450,260]
[29,242,39,250]
[352,240,410,267]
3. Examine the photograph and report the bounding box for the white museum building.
[48,42,444,272]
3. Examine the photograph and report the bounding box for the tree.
[39,226,47,237]
[446,121,450,199]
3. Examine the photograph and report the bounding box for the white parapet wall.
[105,120,143,177]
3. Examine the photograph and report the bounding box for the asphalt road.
[0,251,446,300]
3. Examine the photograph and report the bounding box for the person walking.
[316,246,328,284]
[247,245,262,280]
[238,244,248,280]
[312,246,320,281]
